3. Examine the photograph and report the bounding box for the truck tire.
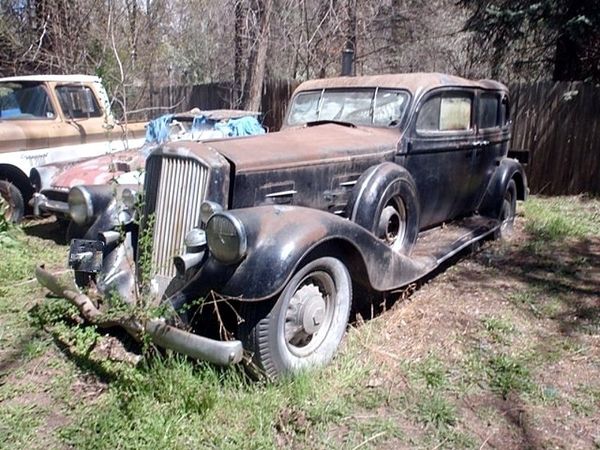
[0,180,24,223]
[349,164,420,255]
[239,257,352,379]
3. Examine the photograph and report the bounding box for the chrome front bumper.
[31,192,69,216]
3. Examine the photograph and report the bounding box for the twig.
[351,431,386,450]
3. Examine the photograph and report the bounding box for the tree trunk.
[243,0,273,112]
[234,0,245,106]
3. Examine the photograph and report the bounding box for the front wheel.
[239,257,352,379]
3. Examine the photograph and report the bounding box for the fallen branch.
[35,265,243,365]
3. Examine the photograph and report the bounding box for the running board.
[411,216,499,272]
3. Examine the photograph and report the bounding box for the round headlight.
[121,188,137,210]
[68,186,94,225]
[206,213,247,264]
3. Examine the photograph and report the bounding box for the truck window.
[416,93,472,132]
[0,82,55,119]
[479,93,500,129]
[56,85,102,119]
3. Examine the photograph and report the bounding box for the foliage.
[461,0,600,81]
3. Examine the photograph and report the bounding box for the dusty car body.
[29,109,264,237]
[0,74,146,221]
[37,73,528,379]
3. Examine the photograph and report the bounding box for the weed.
[415,392,456,428]
[417,356,448,390]
[482,316,515,344]
[486,354,532,399]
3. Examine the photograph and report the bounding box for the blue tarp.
[145,114,174,143]
[214,116,266,137]
[145,113,264,144]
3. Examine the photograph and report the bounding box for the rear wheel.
[239,257,352,379]
[498,179,517,239]
[377,196,408,252]
[0,180,24,223]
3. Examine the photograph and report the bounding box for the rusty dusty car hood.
[202,123,399,172]
[50,148,145,188]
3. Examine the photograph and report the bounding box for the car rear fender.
[479,158,528,218]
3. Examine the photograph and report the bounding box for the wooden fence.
[142,80,600,195]
[509,81,600,195]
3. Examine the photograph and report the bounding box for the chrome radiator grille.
[144,155,209,279]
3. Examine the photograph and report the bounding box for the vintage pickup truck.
[37,73,528,379]
[0,74,145,221]
[29,109,264,239]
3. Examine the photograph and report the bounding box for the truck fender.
[478,158,528,218]
[166,205,432,310]
[346,162,420,254]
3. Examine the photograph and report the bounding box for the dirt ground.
[340,212,600,449]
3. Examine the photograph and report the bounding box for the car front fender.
[166,205,434,309]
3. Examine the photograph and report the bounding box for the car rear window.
[479,93,500,129]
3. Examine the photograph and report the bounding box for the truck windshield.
[0,82,55,120]
[287,88,409,127]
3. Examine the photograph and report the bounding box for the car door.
[467,91,511,212]
[404,88,477,228]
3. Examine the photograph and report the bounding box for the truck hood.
[202,123,399,172]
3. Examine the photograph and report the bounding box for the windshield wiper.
[305,119,356,128]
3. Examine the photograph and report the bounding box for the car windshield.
[287,88,409,127]
[0,81,55,120]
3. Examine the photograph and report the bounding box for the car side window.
[55,85,102,119]
[500,96,510,127]
[416,93,472,132]
[479,93,500,129]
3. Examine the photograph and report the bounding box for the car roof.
[294,73,508,97]
[0,74,101,83]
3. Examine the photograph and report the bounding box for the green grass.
[1,196,599,449]
[523,195,600,241]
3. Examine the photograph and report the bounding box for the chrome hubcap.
[284,273,335,356]
[377,199,406,250]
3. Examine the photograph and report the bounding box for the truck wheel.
[498,179,517,239]
[239,257,352,379]
[0,180,24,223]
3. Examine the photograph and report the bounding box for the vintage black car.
[37,73,527,379]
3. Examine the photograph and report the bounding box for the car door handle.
[473,140,490,147]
